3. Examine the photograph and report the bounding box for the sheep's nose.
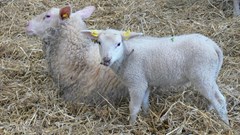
[26,22,30,27]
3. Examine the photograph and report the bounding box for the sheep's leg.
[142,88,150,115]
[194,80,229,125]
[128,85,147,125]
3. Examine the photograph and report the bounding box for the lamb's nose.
[103,57,111,63]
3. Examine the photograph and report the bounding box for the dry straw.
[0,0,239,134]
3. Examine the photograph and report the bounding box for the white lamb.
[81,29,229,125]
[26,6,128,105]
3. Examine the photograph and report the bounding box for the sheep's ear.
[81,30,102,40]
[75,6,96,20]
[121,30,143,40]
[59,6,71,20]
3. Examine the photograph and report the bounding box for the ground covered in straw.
[0,0,239,134]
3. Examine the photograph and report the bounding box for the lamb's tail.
[213,43,224,80]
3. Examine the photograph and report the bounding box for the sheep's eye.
[117,43,121,47]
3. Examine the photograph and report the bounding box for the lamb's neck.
[110,45,132,76]
[110,56,125,75]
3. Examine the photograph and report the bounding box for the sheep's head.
[26,6,95,38]
[81,29,143,67]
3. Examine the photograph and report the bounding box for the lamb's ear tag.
[123,30,131,40]
[60,6,71,20]
[91,30,99,37]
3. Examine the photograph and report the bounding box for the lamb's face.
[98,30,124,67]
[81,29,143,66]
[26,8,60,37]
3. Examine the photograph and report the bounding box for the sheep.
[26,6,129,105]
[234,0,240,16]
[81,29,229,125]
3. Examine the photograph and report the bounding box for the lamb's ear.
[81,30,102,40]
[75,6,96,19]
[59,6,71,20]
[121,30,143,40]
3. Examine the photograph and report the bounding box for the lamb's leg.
[142,88,150,115]
[234,0,240,16]
[193,80,229,125]
[128,85,147,125]
[208,104,214,111]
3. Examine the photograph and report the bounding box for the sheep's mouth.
[26,29,35,36]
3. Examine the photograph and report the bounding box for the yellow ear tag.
[123,30,131,40]
[91,30,99,37]
[62,13,69,19]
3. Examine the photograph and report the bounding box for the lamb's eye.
[117,43,121,47]
[97,41,101,45]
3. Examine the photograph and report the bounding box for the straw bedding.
[0,0,239,134]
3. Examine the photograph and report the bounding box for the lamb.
[81,29,229,125]
[26,6,128,105]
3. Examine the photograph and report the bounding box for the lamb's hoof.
[129,120,135,125]
[223,118,230,126]
[208,104,214,111]
[143,110,149,116]
[225,121,230,126]
[129,115,137,125]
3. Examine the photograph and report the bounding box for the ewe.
[82,29,229,125]
[26,6,128,105]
